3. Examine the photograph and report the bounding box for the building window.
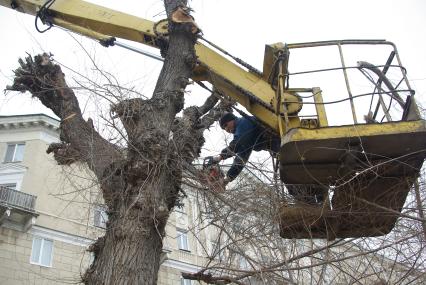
[4,143,25,162]
[177,229,190,251]
[0,164,25,191]
[94,206,108,229]
[181,277,192,285]
[30,237,53,267]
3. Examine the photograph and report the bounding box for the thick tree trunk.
[86,0,199,283]
[84,198,165,284]
[8,1,226,284]
[84,1,199,283]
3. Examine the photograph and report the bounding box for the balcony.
[0,186,38,231]
[0,186,36,210]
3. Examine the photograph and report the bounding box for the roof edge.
[0,113,60,129]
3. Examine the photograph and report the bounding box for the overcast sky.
[0,0,425,157]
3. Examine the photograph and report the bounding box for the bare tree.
[189,165,425,284]
[181,162,426,285]
[5,1,426,285]
[5,1,230,284]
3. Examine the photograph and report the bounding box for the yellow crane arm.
[4,1,426,241]
[0,0,301,133]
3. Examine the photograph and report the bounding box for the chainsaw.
[201,156,224,184]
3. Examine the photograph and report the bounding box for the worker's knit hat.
[219,112,237,129]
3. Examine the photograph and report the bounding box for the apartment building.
[1,113,424,285]
[0,114,207,285]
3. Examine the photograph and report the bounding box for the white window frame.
[30,236,54,267]
[0,163,26,191]
[4,142,25,163]
[94,205,108,229]
[177,228,190,251]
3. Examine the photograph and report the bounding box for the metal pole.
[337,44,358,124]
[114,41,164,62]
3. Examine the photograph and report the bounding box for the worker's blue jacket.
[220,116,280,181]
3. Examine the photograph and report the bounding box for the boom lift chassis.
[1,0,426,239]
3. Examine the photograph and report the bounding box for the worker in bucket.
[212,112,325,204]
[212,112,280,187]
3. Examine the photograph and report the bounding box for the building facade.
[0,114,207,285]
[1,114,424,285]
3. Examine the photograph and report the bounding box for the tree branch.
[171,91,229,165]
[182,271,245,285]
[7,53,123,183]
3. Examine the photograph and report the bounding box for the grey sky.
[0,0,425,157]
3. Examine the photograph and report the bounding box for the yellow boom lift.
[1,0,426,239]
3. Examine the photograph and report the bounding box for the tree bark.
[85,1,199,283]
[7,1,226,284]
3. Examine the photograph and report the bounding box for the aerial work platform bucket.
[269,40,426,239]
[278,120,426,239]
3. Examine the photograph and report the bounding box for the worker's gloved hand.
[212,155,222,162]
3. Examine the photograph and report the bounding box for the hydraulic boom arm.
[3,0,426,240]
[0,0,301,133]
